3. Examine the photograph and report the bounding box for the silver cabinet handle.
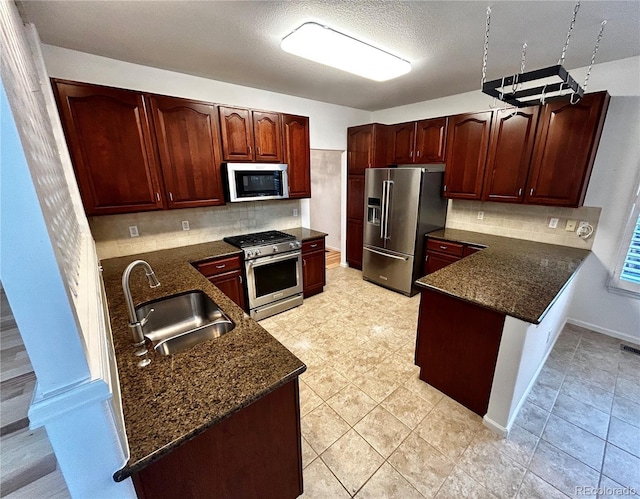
[530,188,534,195]
[440,245,448,250]
[248,145,252,155]
[518,188,523,196]
[216,264,226,269]
[169,192,173,201]
[156,192,160,201]
[239,275,242,284]
[257,146,261,155]
[416,150,421,158]
[310,243,318,248]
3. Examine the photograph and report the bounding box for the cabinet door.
[208,269,247,311]
[218,106,253,161]
[347,175,365,221]
[347,125,374,174]
[526,92,610,207]
[150,95,224,208]
[424,251,460,275]
[282,114,311,198]
[52,79,163,215]
[253,111,283,162]
[415,118,447,163]
[302,240,326,298]
[443,111,492,200]
[346,219,364,270]
[391,122,416,164]
[482,107,539,203]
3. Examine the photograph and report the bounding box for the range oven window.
[235,171,283,198]
[253,258,298,297]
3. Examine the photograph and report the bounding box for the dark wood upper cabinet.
[282,114,311,199]
[218,106,253,161]
[525,91,610,207]
[52,79,164,215]
[482,107,539,203]
[149,95,225,209]
[415,117,447,163]
[443,111,493,200]
[347,123,389,174]
[219,106,283,162]
[252,111,282,162]
[391,122,416,164]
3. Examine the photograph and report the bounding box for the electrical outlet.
[477,211,484,220]
[565,220,577,231]
[548,218,559,229]
[293,208,299,217]
[129,225,139,238]
[181,220,190,231]
[578,221,590,230]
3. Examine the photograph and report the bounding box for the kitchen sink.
[135,290,235,356]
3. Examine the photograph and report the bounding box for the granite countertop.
[102,239,306,481]
[284,227,328,241]
[416,229,590,324]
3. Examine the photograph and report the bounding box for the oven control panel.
[244,240,301,259]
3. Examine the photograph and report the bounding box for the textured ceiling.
[18,1,640,111]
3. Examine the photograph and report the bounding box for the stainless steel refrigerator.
[362,165,447,296]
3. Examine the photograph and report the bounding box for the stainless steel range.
[224,230,303,320]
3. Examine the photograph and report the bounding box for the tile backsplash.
[90,200,302,259]
[445,200,601,249]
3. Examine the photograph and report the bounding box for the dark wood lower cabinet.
[346,219,363,270]
[132,379,303,499]
[415,289,505,415]
[302,238,326,298]
[424,251,460,275]
[208,269,246,311]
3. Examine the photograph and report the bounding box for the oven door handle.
[247,251,301,267]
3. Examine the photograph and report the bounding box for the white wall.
[310,150,343,250]
[372,56,640,344]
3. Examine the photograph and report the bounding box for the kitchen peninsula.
[415,229,590,435]
[101,239,306,498]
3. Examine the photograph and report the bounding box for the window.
[610,179,640,297]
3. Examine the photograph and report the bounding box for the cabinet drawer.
[302,238,325,253]
[426,239,464,257]
[196,254,242,277]
[463,245,484,257]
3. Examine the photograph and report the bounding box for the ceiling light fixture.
[281,22,411,82]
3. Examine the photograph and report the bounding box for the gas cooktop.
[224,230,296,248]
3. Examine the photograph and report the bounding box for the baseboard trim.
[566,318,640,346]
[483,415,508,437]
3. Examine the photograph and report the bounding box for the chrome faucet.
[122,260,160,349]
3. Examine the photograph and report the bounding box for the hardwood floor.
[325,249,341,269]
[0,286,70,498]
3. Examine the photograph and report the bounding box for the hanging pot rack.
[481,1,607,108]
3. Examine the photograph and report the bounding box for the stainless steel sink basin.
[135,290,234,355]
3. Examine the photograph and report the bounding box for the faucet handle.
[139,307,155,328]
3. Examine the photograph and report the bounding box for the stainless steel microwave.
[225,163,289,202]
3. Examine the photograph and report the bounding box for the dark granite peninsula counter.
[101,240,305,497]
[414,229,590,436]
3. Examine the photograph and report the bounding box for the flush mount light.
[280,22,411,82]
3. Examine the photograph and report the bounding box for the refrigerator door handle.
[363,246,409,261]
[380,180,388,239]
[383,180,393,240]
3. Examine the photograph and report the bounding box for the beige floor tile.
[381,386,434,429]
[302,365,349,401]
[354,462,424,499]
[516,471,571,498]
[602,443,640,491]
[320,429,384,495]
[607,417,640,458]
[457,436,527,499]
[473,424,539,468]
[301,437,317,469]
[352,370,401,403]
[403,375,445,406]
[301,403,350,455]
[435,467,496,498]
[354,406,411,458]
[514,401,550,437]
[332,345,389,379]
[529,441,599,497]
[373,354,420,385]
[326,384,377,426]
[300,458,350,499]
[415,405,478,461]
[541,414,605,470]
[618,351,640,381]
[387,432,454,497]
[568,361,617,393]
[552,393,610,439]
[299,380,323,417]
[611,394,640,429]
[560,373,614,413]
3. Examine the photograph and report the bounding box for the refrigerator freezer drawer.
[362,246,415,296]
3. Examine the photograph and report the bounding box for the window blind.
[620,213,640,284]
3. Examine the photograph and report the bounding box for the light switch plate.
[565,220,577,231]
[477,211,484,220]
[293,208,299,217]
[129,225,139,238]
[548,218,559,229]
